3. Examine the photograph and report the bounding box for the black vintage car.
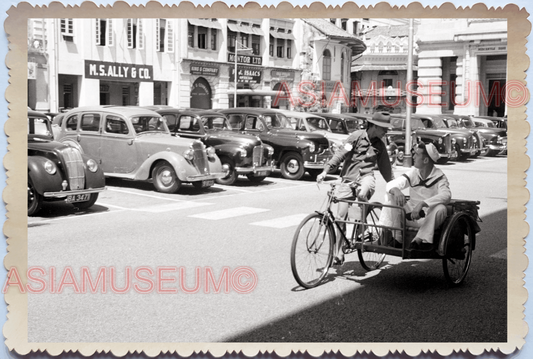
[388,114,454,165]
[28,110,106,216]
[469,117,508,156]
[218,108,332,180]
[436,114,485,158]
[149,107,275,185]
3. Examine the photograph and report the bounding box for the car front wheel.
[216,158,237,185]
[152,162,181,193]
[28,178,42,216]
[280,152,305,180]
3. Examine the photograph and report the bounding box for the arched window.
[323,49,331,81]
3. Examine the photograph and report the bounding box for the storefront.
[188,61,220,109]
[82,60,155,106]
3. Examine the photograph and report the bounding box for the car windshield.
[201,115,232,131]
[28,116,53,141]
[266,114,292,129]
[345,119,360,132]
[425,117,447,129]
[446,119,459,129]
[131,116,169,134]
[479,121,494,128]
[392,117,426,130]
[460,118,475,128]
[306,117,330,131]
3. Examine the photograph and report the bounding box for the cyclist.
[316,111,394,265]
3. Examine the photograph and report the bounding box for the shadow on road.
[226,208,508,343]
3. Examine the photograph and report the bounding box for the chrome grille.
[192,141,209,175]
[252,145,264,166]
[59,147,85,190]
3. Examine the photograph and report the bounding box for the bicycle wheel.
[357,205,386,271]
[442,213,474,286]
[290,213,335,289]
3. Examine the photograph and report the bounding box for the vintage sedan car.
[28,110,106,216]
[436,114,484,158]
[389,114,454,164]
[278,110,346,154]
[412,114,479,161]
[218,108,332,180]
[472,115,508,132]
[470,117,508,156]
[54,106,224,193]
[147,107,275,185]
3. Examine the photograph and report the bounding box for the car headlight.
[451,138,456,145]
[417,136,422,143]
[44,160,57,175]
[86,159,98,173]
[206,146,216,159]
[184,149,194,161]
[473,137,477,144]
[237,147,248,158]
[438,137,443,145]
[267,146,274,156]
[308,142,316,153]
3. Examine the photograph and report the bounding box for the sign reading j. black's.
[85,60,153,82]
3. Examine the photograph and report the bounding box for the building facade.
[415,18,507,116]
[28,18,365,113]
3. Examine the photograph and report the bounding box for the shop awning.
[269,30,295,40]
[188,19,222,29]
[227,23,264,36]
[351,64,418,71]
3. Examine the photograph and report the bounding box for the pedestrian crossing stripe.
[98,201,213,213]
[250,214,309,229]
[188,206,270,220]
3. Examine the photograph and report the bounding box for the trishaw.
[290,182,481,289]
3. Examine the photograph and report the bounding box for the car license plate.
[255,171,267,177]
[202,180,214,187]
[66,193,90,203]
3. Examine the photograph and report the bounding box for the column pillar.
[415,57,443,114]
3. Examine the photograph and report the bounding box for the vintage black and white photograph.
[4,2,529,356]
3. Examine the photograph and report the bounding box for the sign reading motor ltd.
[85,60,153,82]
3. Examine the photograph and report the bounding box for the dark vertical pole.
[404,18,415,167]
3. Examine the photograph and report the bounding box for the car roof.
[217,107,284,115]
[278,110,327,119]
[66,105,161,117]
[155,108,226,117]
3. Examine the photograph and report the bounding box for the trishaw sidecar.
[354,199,481,286]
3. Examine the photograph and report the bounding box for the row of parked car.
[27,105,507,216]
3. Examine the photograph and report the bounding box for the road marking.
[107,187,196,202]
[98,201,213,213]
[189,206,269,220]
[490,248,507,259]
[250,213,309,228]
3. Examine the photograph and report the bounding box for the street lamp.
[234,40,254,108]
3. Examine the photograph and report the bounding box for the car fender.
[28,156,64,195]
[80,154,106,188]
[133,152,197,182]
[212,143,243,164]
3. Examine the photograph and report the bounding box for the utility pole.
[404,18,415,167]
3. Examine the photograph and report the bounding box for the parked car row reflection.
[29,105,507,216]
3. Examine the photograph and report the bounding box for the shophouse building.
[28,17,366,113]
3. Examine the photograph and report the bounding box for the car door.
[75,112,103,161]
[99,114,138,174]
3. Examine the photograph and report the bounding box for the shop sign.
[229,66,262,84]
[271,70,295,81]
[228,53,263,66]
[85,60,153,82]
[190,62,220,76]
[477,46,507,52]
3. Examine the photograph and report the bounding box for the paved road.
[27,155,507,343]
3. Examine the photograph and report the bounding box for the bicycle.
[290,181,387,289]
[290,181,481,289]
